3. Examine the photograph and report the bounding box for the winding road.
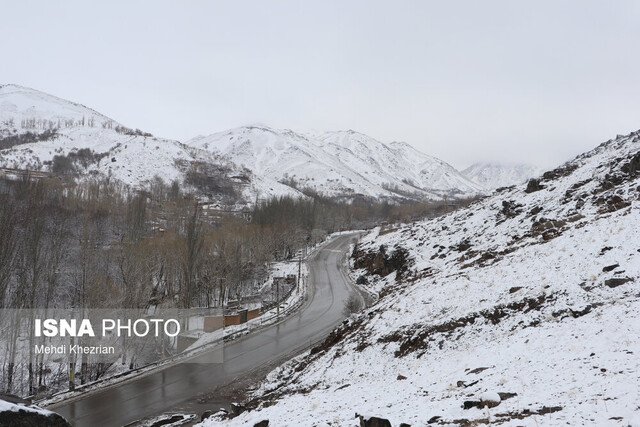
[51,233,359,426]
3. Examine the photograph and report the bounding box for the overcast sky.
[2,1,640,169]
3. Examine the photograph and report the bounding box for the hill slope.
[0,85,301,205]
[187,127,483,201]
[207,130,640,426]
[0,84,112,137]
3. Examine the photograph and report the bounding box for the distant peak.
[389,140,412,148]
[0,83,28,92]
[243,122,273,130]
[0,83,117,126]
[0,83,47,93]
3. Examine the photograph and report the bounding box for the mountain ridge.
[2,84,484,203]
[0,85,303,206]
[187,126,484,201]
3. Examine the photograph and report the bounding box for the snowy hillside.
[0,85,301,205]
[187,127,483,201]
[463,162,542,190]
[0,84,112,137]
[205,130,640,426]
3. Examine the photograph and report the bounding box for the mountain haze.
[462,162,542,190]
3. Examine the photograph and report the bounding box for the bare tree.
[343,293,363,317]
[181,203,203,309]
[0,196,17,308]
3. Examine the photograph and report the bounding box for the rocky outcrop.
[357,414,392,427]
[0,407,70,427]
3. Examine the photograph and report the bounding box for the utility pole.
[276,278,280,318]
[297,250,302,294]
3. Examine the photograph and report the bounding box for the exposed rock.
[0,409,70,427]
[525,179,544,193]
[564,179,592,199]
[531,218,566,235]
[467,367,490,375]
[231,403,246,417]
[491,405,563,421]
[569,305,597,318]
[356,275,369,285]
[149,414,195,426]
[253,420,269,427]
[620,151,640,176]
[463,400,483,410]
[501,200,523,218]
[462,392,505,410]
[605,277,632,288]
[595,195,631,213]
[538,406,563,414]
[357,414,392,427]
[602,264,619,272]
[456,379,480,389]
[0,410,71,427]
[567,213,585,223]
[542,163,578,181]
[498,392,518,400]
[352,244,412,280]
[463,250,499,268]
[529,206,543,216]
[201,410,215,421]
[542,229,561,241]
[397,374,407,380]
[0,398,70,427]
[455,239,472,251]
[509,286,523,293]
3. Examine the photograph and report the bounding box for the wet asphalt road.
[51,233,358,426]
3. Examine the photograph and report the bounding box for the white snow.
[480,391,501,404]
[0,84,112,132]
[0,398,57,417]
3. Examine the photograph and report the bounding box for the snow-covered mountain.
[0,84,485,204]
[0,84,301,206]
[206,130,640,425]
[187,127,483,201]
[462,162,542,190]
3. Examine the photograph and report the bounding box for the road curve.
[51,233,359,426]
